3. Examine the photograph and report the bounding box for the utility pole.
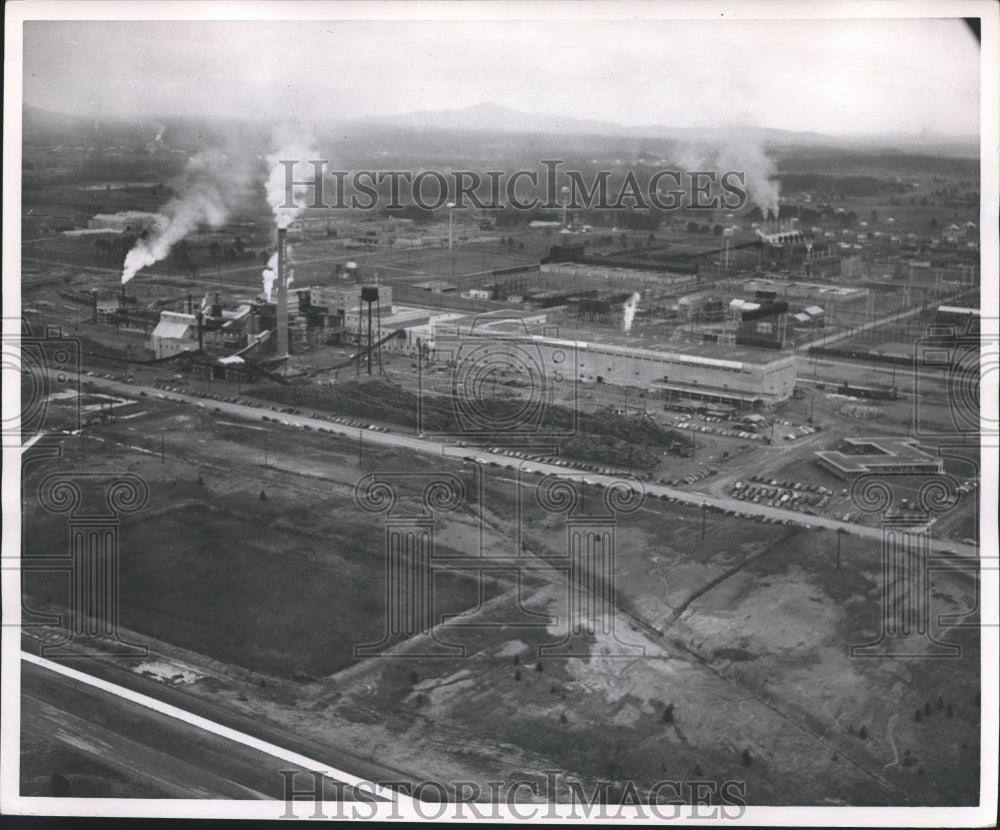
[358,429,363,465]
[701,501,707,540]
[161,435,165,463]
[264,430,268,467]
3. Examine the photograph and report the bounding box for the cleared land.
[20,384,981,805]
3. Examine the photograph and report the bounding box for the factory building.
[299,285,393,344]
[305,285,392,319]
[434,324,796,409]
[88,211,166,234]
[741,278,867,305]
[148,311,199,359]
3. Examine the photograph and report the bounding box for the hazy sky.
[22,16,981,135]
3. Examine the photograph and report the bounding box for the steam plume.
[716,142,780,219]
[261,253,278,302]
[265,124,320,230]
[121,147,251,285]
[622,292,641,334]
[674,137,781,219]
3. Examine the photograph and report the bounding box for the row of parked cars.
[730,473,844,513]
[479,448,614,475]
[674,420,767,442]
[658,467,719,487]
[780,421,820,441]
[261,406,391,433]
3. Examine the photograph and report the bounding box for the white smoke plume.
[266,124,320,230]
[261,253,278,302]
[716,142,780,219]
[673,136,781,220]
[121,147,253,285]
[622,292,641,334]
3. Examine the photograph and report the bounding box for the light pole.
[447,202,456,252]
[701,500,707,540]
[264,430,269,467]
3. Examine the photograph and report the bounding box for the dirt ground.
[20,389,981,805]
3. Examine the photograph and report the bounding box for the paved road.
[76,373,979,559]
[20,653,405,805]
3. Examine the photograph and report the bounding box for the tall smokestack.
[276,227,289,357]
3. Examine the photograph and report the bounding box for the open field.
[19,381,981,805]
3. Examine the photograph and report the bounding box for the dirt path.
[882,712,901,773]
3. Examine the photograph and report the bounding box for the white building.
[148,311,198,359]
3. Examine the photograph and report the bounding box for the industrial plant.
[11,10,991,821]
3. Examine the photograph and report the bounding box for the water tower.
[360,285,382,376]
[721,227,735,268]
